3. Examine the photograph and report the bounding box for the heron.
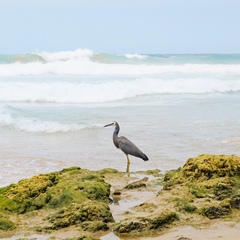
[104,121,148,173]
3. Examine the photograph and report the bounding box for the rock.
[182,154,240,180]
[66,237,100,240]
[113,210,178,235]
[177,237,192,240]
[82,221,109,232]
[46,201,113,230]
[0,217,15,230]
[200,199,232,219]
[163,154,240,219]
[133,203,157,213]
[230,196,240,209]
[124,177,148,190]
[124,182,147,190]
[0,167,113,235]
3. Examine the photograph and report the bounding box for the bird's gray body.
[117,136,148,160]
[104,121,148,173]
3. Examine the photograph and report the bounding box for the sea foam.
[1,49,240,76]
[1,62,240,76]
[0,109,91,133]
[0,77,239,104]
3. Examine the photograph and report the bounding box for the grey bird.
[104,121,148,173]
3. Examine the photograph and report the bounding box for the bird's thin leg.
[126,154,130,173]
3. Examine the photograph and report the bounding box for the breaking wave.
[0,77,239,104]
[0,49,240,76]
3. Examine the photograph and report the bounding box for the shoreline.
[1,154,240,239]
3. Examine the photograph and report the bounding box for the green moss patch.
[113,210,178,236]
[133,203,157,213]
[124,182,147,190]
[0,167,111,213]
[0,216,15,230]
[45,201,113,230]
[0,167,113,235]
[163,154,240,219]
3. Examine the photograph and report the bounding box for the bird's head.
[104,121,117,127]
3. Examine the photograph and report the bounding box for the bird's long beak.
[104,123,114,127]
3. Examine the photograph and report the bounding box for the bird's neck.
[113,124,120,148]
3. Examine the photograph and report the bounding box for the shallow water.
[1,51,240,187]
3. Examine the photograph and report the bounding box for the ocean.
[1,49,240,187]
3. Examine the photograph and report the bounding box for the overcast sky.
[1,0,240,54]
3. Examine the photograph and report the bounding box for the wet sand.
[149,222,240,240]
[103,172,240,240]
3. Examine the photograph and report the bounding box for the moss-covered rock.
[0,216,15,230]
[124,182,147,190]
[183,154,240,180]
[66,237,100,240]
[0,167,113,235]
[200,199,232,219]
[163,154,240,219]
[230,195,240,209]
[0,173,58,213]
[113,210,178,235]
[177,238,192,240]
[82,221,109,232]
[0,167,111,213]
[46,201,113,230]
[172,197,197,213]
[133,203,157,213]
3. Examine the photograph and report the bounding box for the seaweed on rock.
[163,154,240,219]
[0,167,114,236]
[113,210,178,235]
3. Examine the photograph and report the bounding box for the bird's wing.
[118,136,147,159]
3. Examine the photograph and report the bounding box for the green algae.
[0,173,58,213]
[200,199,232,219]
[163,154,240,219]
[0,216,15,230]
[133,203,157,213]
[172,197,197,213]
[45,237,100,240]
[182,154,240,180]
[230,195,240,209]
[0,167,113,236]
[81,221,109,232]
[0,167,111,214]
[124,182,147,190]
[66,237,100,240]
[113,210,178,236]
[45,201,113,230]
